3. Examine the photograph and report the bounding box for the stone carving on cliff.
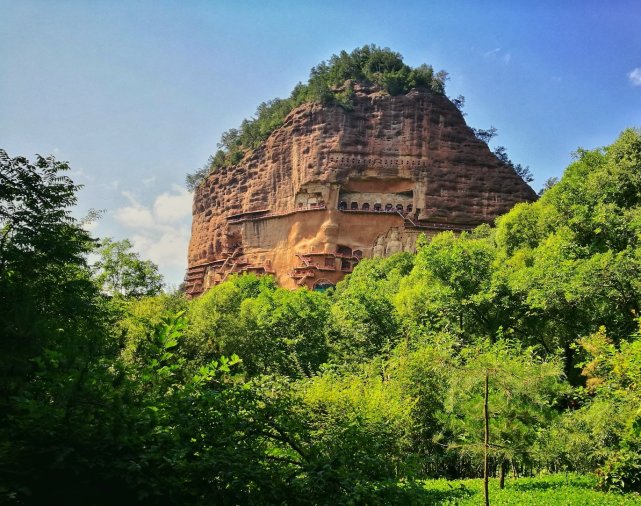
[372,227,414,258]
[373,236,385,258]
[385,229,403,256]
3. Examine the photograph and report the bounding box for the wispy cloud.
[484,48,501,59]
[70,167,96,182]
[484,48,511,64]
[113,186,193,269]
[143,176,157,187]
[629,68,641,86]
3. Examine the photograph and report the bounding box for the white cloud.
[484,48,511,65]
[113,204,156,229]
[153,185,192,224]
[629,68,641,86]
[130,229,191,268]
[112,185,194,277]
[82,220,99,233]
[100,179,120,191]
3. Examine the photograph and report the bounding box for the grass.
[424,474,641,505]
[362,474,641,505]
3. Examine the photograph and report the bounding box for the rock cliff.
[185,83,536,295]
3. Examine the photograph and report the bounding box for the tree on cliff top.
[186,45,448,190]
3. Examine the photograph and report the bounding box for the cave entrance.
[313,280,335,292]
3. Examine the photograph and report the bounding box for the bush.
[598,446,641,493]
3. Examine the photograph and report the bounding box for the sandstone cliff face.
[185,84,536,295]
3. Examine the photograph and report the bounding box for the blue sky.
[1,0,640,287]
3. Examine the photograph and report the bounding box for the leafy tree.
[538,176,559,196]
[0,149,100,402]
[472,126,497,144]
[92,238,164,298]
[185,273,277,363]
[395,226,521,344]
[295,361,416,488]
[493,145,535,183]
[330,253,413,362]
[0,151,114,502]
[115,291,188,365]
[239,287,331,376]
[386,336,460,478]
[578,325,641,492]
[495,128,641,378]
[185,165,211,191]
[444,340,565,490]
[186,274,330,377]
[470,126,534,183]
[451,94,466,113]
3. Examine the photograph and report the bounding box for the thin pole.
[484,368,490,506]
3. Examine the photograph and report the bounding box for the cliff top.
[185,45,450,190]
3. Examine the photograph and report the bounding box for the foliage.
[444,340,566,476]
[472,126,497,144]
[115,291,188,364]
[239,286,331,376]
[471,126,534,183]
[395,226,515,343]
[536,397,624,473]
[494,128,641,378]
[0,150,99,362]
[297,361,417,482]
[330,253,413,362]
[186,274,330,377]
[493,145,535,183]
[186,45,448,189]
[539,176,559,196]
[92,237,164,298]
[579,325,641,492]
[451,94,466,113]
[6,128,641,502]
[0,150,113,502]
[0,148,103,419]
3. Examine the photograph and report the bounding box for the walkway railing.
[227,203,327,223]
[340,207,474,231]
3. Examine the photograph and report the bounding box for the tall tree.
[0,149,99,394]
[0,150,114,502]
[444,340,565,491]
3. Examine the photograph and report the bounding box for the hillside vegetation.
[2,129,641,504]
[186,45,448,190]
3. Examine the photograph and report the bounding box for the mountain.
[185,81,536,295]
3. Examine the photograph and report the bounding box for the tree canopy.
[92,237,164,298]
[4,128,641,503]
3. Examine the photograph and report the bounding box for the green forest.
[2,127,641,504]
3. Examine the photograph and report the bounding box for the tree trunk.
[563,343,576,384]
[499,460,507,489]
[484,369,490,506]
